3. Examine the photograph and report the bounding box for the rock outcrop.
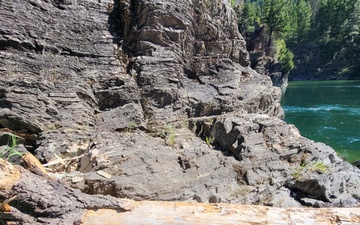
[2,158,359,224]
[0,1,359,222]
[289,43,353,81]
[242,24,288,88]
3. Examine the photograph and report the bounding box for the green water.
[282,80,360,163]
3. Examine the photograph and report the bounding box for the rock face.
[289,43,352,81]
[2,159,359,225]
[243,25,288,88]
[0,0,359,214]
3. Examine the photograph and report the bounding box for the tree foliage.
[262,0,290,39]
[237,0,360,78]
[238,0,262,33]
[275,39,295,75]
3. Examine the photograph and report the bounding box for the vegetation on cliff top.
[236,0,360,79]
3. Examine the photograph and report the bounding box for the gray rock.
[244,25,288,88]
[0,0,359,209]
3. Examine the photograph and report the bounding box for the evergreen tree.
[239,0,262,33]
[294,0,312,43]
[262,0,289,39]
[236,0,360,78]
[313,0,357,41]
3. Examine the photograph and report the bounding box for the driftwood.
[1,158,360,225]
[82,202,360,225]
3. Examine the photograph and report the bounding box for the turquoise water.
[282,80,360,162]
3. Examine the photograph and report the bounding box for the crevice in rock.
[234,136,246,161]
[0,118,40,154]
[85,179,117,197]
[76,92,98,110]
[285,179,330,204]
[129,0,138,18]
[1,37,109,59]
[184,67,204,84]
[0,89,12,109]
[189,118,214,140]
[177,156,191,173]
[188,117,247,162]
[0,40,36,52]
[125,60,136,74]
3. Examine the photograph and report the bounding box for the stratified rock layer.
[0,0,359,215]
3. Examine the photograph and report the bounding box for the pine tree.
[239,0,262,34]
[262,0,289,39]
[295,0,312,43]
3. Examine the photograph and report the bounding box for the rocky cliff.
[242,24,288,88]
[0,0,359,216]
[289,43,357,81]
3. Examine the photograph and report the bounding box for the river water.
[282,80,360,163]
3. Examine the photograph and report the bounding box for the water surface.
[282,80,360,162]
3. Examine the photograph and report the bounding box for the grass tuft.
[0,134,24,160]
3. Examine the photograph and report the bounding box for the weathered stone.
[1,158,359,224]
[0,0,359,218]
[243,25,288,88]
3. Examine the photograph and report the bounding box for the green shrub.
[274,39,295,75]
[156,125,177,147]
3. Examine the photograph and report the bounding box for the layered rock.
[0,0,359,216]
[241,24,288,88]
[2,158,359,224]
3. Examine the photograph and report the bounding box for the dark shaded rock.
[289,43,352,81]
[354,160,360,169]
[244,25,288,88]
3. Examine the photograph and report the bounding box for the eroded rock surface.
[0,0,359,217]
[2,158,359,224]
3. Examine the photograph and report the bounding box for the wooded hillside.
[236,0,360,79]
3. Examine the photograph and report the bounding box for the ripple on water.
[282,81,360,162]
[283,105,360,116]
[346,137,360,144]
[320,126,337,131]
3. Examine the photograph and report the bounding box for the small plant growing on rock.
[291,161,306,180]
[128,122,138,129]
[156,125,177,147]
[0,134,24,160]
[309,161,328,174]
[291,161,328,180]
[166,132,176,147]
[205,136,214,146]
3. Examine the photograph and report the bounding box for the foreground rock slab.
[82,201,360,225]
